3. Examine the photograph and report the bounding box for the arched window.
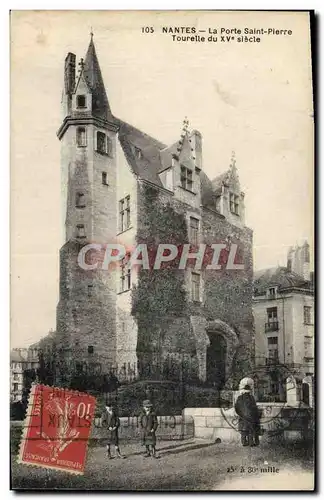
[76,127,87,147]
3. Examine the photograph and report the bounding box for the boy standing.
[102,403,125,459]
[141,400,159,458]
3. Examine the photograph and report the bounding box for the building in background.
[10,348,39,402]
[253,242,314,404]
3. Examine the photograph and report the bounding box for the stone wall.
[132,180,254,384]
[183,404,313,443]
[92,415,194,442]
[10,415,194,451]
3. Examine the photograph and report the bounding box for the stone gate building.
[55,35,254,387]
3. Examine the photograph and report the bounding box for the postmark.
[17,384,96,475]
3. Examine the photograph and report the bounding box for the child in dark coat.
[235,385,260,447]
[141,400,159,458]
[101,404,125,459]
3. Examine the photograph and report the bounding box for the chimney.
[190,129,202,171]
[287,247,293,272]
[64,52,76,95]
[302,241,310,281]
[287,242,311,280]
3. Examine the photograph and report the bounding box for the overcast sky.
[11,11,314,347]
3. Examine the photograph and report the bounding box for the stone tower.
[56,35,119,375]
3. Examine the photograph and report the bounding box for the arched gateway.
[190,317,239,383]
[205,320,239,388]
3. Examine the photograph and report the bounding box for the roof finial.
[90,27,94,41]
[230,150,236,168]
[78,58,85,73]
[177,116,190,152]
[183,116,189,134]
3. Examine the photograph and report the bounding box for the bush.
[95,380,232,416]
[10,401,26,421]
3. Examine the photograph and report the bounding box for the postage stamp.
[17,384,96,475]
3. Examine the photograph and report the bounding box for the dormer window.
[229,192,239,215]
[77,95,86,108]
[134,146,142,159]
[268,287,277,299]
[76,127,87,147]
[180,166,193,192]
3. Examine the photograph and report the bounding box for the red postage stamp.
[17,384,96,475]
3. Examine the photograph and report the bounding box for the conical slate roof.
[83,36,112,120]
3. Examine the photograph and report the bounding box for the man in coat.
[234,385,260,447]
[101,403,125,459]
[141,400,159,458]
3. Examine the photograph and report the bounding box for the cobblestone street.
[11,438,314,491]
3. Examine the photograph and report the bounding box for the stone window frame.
[180,165,194,192]
[134,146,143,159]
[304,305,312,325]
[119,195,131,233]
[76,126,87,147]
[119,254,131,293]
[266,306,278,324]
[96,130,113,157]
[75,191,86,208]
[191,271,201,303]
[189,216,200,246]
[76,224,86,239]
[102,171,109,186]
[76,94,86,108]
[186,211,201,247]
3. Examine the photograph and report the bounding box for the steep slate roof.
[200,171,216,208]
[117,118,229,208]
[83,36,112,120]
[117,120,166,187]
[84,37,231,205]
[212,171,230,194]
[254,266,310,295]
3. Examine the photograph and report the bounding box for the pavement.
[11,438,314,491]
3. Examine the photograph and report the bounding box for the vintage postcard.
[10,10,315,491]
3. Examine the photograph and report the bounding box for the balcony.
[266,357,279,366]
[265,321,279,332]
